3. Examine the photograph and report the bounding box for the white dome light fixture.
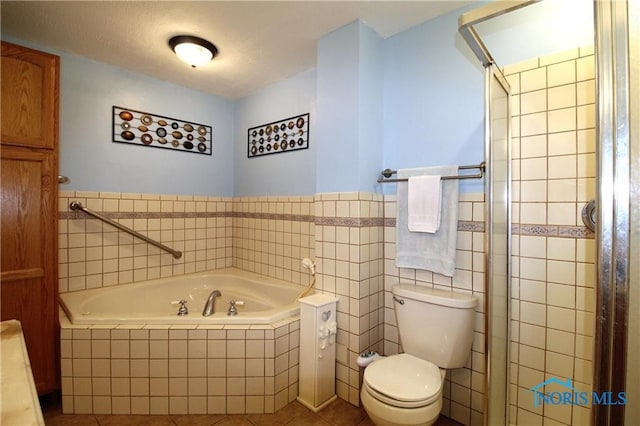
[169,35,218,68]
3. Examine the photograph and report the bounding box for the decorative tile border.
[512,224,559,237]
[60,209,593,239]
[382,218,485,233]
[59,211,228,220]
[60,211,314,222]
[236,213,314,222]
[458,220,485,232]
[314,217,385,227]
[513,224,595,239]
[62,210,495,234]
[558,226,595,239]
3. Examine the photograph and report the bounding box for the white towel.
[396,166,459,277]
[408,175,442,233]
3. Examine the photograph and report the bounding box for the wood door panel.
[1,41,59,150]
[0,146,58,394]
[1,41,59,395]
[1,153,45,273]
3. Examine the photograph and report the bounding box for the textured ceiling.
[1,1,476,99]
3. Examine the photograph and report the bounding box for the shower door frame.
[483,64,512,426]
[458,3,529,424]
[593,1,637,425]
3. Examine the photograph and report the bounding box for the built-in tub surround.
[60,313,300,414]
[57,193,309,415]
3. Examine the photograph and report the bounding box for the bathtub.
[59,267,303,415]
[59,268,302,325]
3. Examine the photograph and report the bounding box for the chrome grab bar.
[69,201,182,259]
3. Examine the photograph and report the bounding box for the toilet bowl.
[361,353,445,426]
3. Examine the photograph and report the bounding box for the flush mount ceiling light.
[169,35,218,68]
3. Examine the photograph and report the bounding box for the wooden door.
[1,41,59,394]
[1,41,58,149]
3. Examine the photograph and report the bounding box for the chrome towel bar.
[69,201,183,259]
[377,162,486,183]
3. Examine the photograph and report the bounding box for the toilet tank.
[392,284,478,369]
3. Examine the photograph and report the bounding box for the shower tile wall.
[506,46,596,426]
[383,193,487,426]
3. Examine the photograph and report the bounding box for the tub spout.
[202,290,222,316]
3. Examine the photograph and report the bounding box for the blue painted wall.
[315,20,383,194]
[315,22,362,194]
[380,0,593,194]
[3,1,593,197]
[233,69,316,196]
[382,4,485,194]
[2,36,235,196]
[357,23,384,194]
[61,54,235,196]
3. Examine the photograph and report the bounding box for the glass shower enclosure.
[458,2,532,424]
[484,65,511,426]
[460,0,639,425]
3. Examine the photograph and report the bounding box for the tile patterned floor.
[42,395,463,426]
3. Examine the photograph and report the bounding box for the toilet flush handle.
[393,296,405,305]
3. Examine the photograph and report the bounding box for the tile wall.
[58,191,234,293]
[383,193,487,426]
[232,196,315,285]
[60,192,483,424]
[312,193,386,407]
[505,46,596,425]
[58,192,317,293]
[57,191,393,414]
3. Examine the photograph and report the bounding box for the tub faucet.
[202,290,222,316]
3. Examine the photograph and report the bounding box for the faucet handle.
[172,299,188,316]
[227,300,245,316]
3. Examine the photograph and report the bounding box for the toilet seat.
[363,354,442,408]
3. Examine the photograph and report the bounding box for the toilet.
[361,284,478,426]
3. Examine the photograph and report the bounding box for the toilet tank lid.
[392,284,478,309]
